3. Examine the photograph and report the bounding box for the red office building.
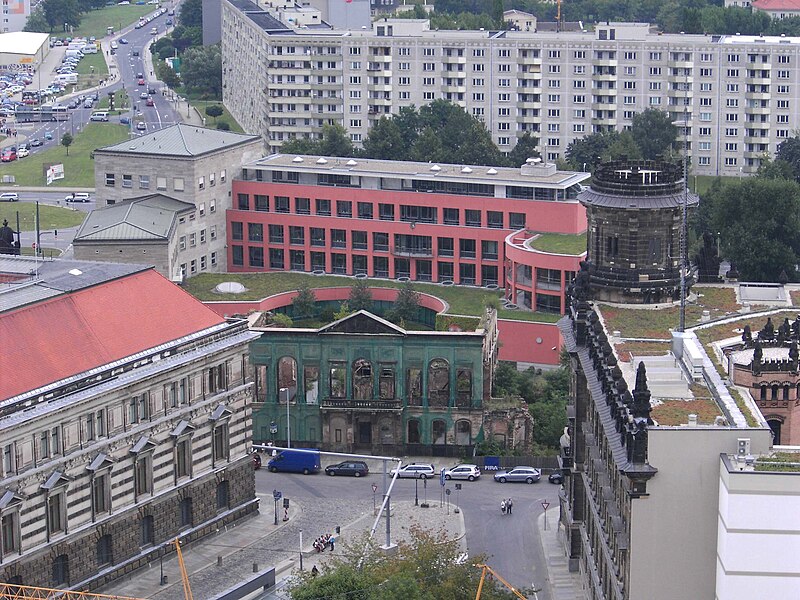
[228,155,589,313]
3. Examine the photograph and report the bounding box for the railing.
[321,398,403,410]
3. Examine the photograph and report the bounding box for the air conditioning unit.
[737,437,751,457]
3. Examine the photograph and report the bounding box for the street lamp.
[280,387,291,447]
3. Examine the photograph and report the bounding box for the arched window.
[761,385,767,401]
[455,420,471,445]
[277,357,297,403]
[771,384,779,401]
[352,359,373,400]
[407,420,421,444]
[783,386,791,401]
[432,419,447,445]
[428,359,450,407]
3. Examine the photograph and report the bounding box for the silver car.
[493,466,541,484]
[390,463,436,479]
[443,464,481,481]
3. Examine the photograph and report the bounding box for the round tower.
[579,159,699,304]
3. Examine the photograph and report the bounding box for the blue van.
[267,449,320,474]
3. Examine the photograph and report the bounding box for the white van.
[54,73,78,84]
[90,111,109,122]
[110,41,118,50]
[64,49,83,59]
[82,44,97,54]
[67,42,85,50]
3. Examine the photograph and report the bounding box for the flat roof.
[248,154,590,188]
[0,32,49,56]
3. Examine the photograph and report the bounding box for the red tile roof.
[753,0,800,10]
[0,270,225,401]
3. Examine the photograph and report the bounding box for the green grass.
[72,5,154,39]
[184,272,560,323]
[0,204,85,231]
[191,100,244,133]
[20,246,62,258]
[1,123,128,187]
[692,175,739,196]
[528,232,587,255]
[97,89,130,112]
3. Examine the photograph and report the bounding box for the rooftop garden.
[754,452,800,473]
[184,273,561,323]
[651,398,723,426]
[527,232,587,256]
[601,286,740,339]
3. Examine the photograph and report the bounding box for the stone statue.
[742,325,752,346]
[752,341,763,376]
[778,318,791,344]
[0,219,16,255]
[758,317,775,343]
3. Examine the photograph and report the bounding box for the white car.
[443,464,481,481]
[16,148,29,158]
[390,463,436,479]
[65,192,91,203]
[0,192,19,202]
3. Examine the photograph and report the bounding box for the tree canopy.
[180,44,222,98]
[630,108,678,161]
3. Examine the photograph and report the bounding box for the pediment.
[318,310,406,336]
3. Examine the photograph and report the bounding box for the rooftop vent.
[292,156,304,163]
[316,157,328,164]
[346,159,357,166]
[430,165,441,172]
[487,168,498,175]
[461,166,473,173]
[68,268,83,276]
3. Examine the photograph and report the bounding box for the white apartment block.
[222,2,800,176]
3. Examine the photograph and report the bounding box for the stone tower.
[579,159,699,303]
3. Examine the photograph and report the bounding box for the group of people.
[3,127,17,137]
[500,498,514,515]
[313,533,335,552]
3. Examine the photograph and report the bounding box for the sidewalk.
[537,511,587,600]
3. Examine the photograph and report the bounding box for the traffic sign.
[445,488,451,496]
[541,501,550,510]
[371,483,378,493]
[31,243,36,249]
[440,468,446,486]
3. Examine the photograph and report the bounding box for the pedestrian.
[507,498,513,515]
[311,565,319,577]
[329,534,335,551]
[500,499,506,514]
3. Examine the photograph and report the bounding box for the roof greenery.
[527,232,587,256]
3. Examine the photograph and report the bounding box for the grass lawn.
[0,204,85,231]
[528,232,587,255]
[601,285,740,339]
[190,100,244,133]
[1,123,128,187]
[97,89,130,112]
[73,6,153,39]
[692,174,739,196]
[651,398,722,426]
[184,272,560,323]
[20,246,62,258]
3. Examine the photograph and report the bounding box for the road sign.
[541,501,550,511]
[455,483,462,490]
[445,488,451,496]
[31,243,36,249]
[371,483,378,493]
[440,469,446,486]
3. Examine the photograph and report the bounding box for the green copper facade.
[250,311,495,455]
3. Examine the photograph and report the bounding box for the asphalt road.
[255,465,560,599]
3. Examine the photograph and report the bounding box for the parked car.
[136,121,146,131]
[0,192,19,202]
[325,460,369,477]
[493,466,541,484]
[442,464,481,481]
[65,192,91,203]
[390,463,436,479]
[1,148,16,162]
[119,37,128,44]
[16,147,29,158]
[29,138,43,147]
[548,471,564,484]
[119,116,131,125]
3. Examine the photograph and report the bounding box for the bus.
[14,105,69,122]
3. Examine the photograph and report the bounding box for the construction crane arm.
[175,537,194,600]
[474,563,529,600]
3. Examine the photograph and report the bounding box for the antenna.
[679,73,689,332]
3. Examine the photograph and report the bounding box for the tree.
[386,282,420,325]
[289,526,518,600]
[709,178,800,282]
[216,121,230,131]
[170,25,203,53]
[506,132,540,168]
[362,116,404,160]
[292,283,317,319]
[776,136,800,182]
[60,133,73,156]
[23,8,49,32]
[409,126,443,163]
[348,278,373,312]
[317,124,355,158]
[565,130,621,171]
[151,36,176,61]
[757,157,794,181]
[630,108,678,161]
[280,137,319,155]
[155,61,181,89]
[205,105,223,122]
[179,0,203,29]
[180,44,222,99]
[42,0,82,31]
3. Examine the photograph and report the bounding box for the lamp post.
[281,387,291,447]
[272,489,282,526]
[414,476,419,506]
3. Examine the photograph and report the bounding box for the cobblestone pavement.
[103,495,464,600]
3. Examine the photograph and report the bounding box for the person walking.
[500,499,506,515]
[507,498,513,515]
[311,565,319,577]
[329,534,336,551]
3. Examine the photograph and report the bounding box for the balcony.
[392,245,433,258]
[321,398,403,411]
[518,54,542,66]
[591,57,618,68]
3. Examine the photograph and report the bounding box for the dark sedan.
[325,460,369,477]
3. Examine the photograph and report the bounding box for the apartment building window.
[574,65,585,75]
[727,54,740,63]
[623,81,636,89]
[623,96,635,105]
[778,100,790,109]
[574,109,586,118]
[352,230,367,250]
[438,237,454,257]
[777,85,789,94]
[337,200,352,218]
[698,142,711,150]
[104,173,115,187]
[487,211,503,229]
[700,68,712,77]
[498,137,510,146]
[253,195,268,211]
[725,143,738,152]
[498,49,510,58]
[725,128,738,136]
[700,83,712,91]
[175,436,192,480]
[248,223,263,242]
[268,224,284,244]
[465,209,481,227]
[726,113,738,122]
[331,229,346,249]
[623,66,636,76]
[212,421,230,466]
[47,490,66,537]
[232,247,243,267]
[91,471,111,518]
[309,227,325,247]
[649,81,662,91]
[498,93,510,101]
[547,65,560,74]
[443,208,459,225]
[2,443,15,477]
[509,212,526,229]
[198,176,204,190]
[373,232,389,252]
[290,250,305,271]
[700,112,712,121]
[650,67,662,76]
[1,509,20,556]
[174,178,185,191]
[357,202,373,219]
[778,114,790,123]
[649,97,662,106]
[482,240,498,260]
[275,196,290,213]
[349,76,361,84]
[573,50,586,59]
[379,203,394,221]
[700,98,712,106]
[574,123,586,132]
[547,94,560,102]
[459,239,476,259]
[574,95,586,104]
[139,175,150,189]
[548,50,560,58]
[315,199,331,216]
[122,174,132,188]
[157,177,167,190]
[289,226,305,245]
[727,69,739,77]
[725,158,738,166]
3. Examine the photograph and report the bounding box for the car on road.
[140,91,148,99]
[0,192,19,202]
[137,78,145,86]
[390,463,436,479]
[119,38,128,44]
[83,99,94,108]
[146,97,154,107]
[443,464,481,481]
[119,116,130,125]
[493,466,541,484]
[16,147,29,158]
[325,460,369,477]
[65,192,91,203]
[29,138,43,147]
[548,471,564,484]
[148,86,156,94]
[1,148,16,162]
[136,121,146,131]
[132,49,140,56]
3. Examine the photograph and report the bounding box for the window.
[296,197,310,214]
[213,422,229,465]
[459,239,476,259]
[174,178,185,192]
[336,200,352,218]
[97,534,113,566]
[1,509,20,556]
[316,198,331,216]
[379,203,394,221]
[139,175,150,189]
[509,212,526,229]
[255,194,269,211]
[157,176,167,190]
[289,226,305,245]
[47,491,66,537]
[198,176,205,190]
[352,230,367,250]
[487,211,503,229]
[331,229,346,248]
[482,240,498,260]
[179,497,193,528]
[134,453,152,498]
[275,196,290,213]
[329,362,346,398]
[175,438,192,479]
[443,208,459,225]
[438,237,454,257]
[465,209,481,227]
[216,480,230,510]
[268,224,284,244]
[237,193,250,210]
[141,515,155,547]
[357,202,373,219]
[105,173,115,187]
[373,232,388,251]
[248,223,263,242]
[310,227,325,247]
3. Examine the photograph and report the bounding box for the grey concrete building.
[221,5,800,176]
[72,194,196,280]
[0,256,260,591]
[93,124,264,278]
